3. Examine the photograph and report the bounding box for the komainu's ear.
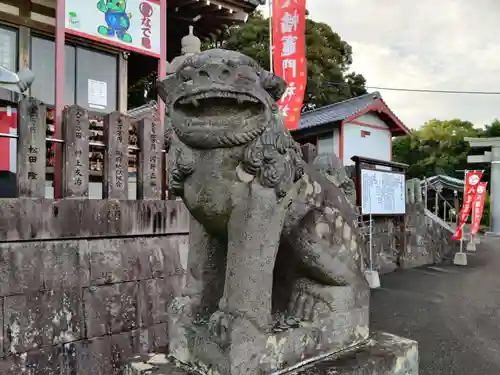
[155,75,182,105]
[260,71,287,101]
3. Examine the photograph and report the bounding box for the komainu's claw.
[288,278,337,321]
[209,310,234,342]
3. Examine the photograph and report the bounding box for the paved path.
[370,236,500,375]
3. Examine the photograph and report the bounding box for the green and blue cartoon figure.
[97,0,132,43]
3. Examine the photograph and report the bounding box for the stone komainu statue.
[156,49,369,375]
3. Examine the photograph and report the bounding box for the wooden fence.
[12,97,167,200]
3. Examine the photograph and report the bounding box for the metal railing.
[423,179,456,225]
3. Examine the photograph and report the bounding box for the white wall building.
[293,92,411,165]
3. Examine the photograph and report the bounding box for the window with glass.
[0,25,18,72]
[30,36,118,113]
[75,47,118,113]
[0,25,18,197]
[30,36,76,106]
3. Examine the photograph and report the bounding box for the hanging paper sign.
[451,170,483,240]
[470,182,487,235]
[272,0,307,130]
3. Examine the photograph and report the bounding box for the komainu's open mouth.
[173,91,264,121]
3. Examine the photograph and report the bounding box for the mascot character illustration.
[97,0,132,43]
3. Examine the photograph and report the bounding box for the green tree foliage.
[393,118,500,229]
[482,192,491,226]
[202,10,367,111]
[393,119,481,180]
[128,71,157,109]
[481,119,500,138]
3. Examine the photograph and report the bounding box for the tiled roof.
[421,175,464,191]
[298,91,410,135]
[299,92,382,130]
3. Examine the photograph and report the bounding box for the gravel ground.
[370,236,500,375]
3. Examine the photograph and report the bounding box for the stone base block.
[364,270,381,289]
[466,242,476,252]
[290,332,418,375]
[453,252,468,266]
[164,286,370,375]
[180,308,369,375]
[123,332,418,375]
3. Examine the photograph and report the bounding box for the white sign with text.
[65,0,161,57]
[361,168,406,215]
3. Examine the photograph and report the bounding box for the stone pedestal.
[165,286,370,375]
[123,332,418,375]
[364,270,381,289]
[466,241,476,252]
[453,252,468,266]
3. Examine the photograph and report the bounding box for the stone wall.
[370,217,400,274]
[368,178,459,274]
[400,203,459,268]
[0,199,189,374]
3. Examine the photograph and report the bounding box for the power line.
[326,82,500,95]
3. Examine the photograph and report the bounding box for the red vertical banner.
[272,0,307,131]
[470,182,487,235]
[451,170,483,240]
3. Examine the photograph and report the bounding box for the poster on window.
[65,0,161,57]
[88,79,108,109]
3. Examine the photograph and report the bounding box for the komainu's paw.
[288,278,335,321]
[209,310,235,343]
[208,309,265,345]
[168,295,201,322]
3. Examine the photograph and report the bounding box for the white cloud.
[262,0,500,129]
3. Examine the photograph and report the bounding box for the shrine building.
[292,92,411,165]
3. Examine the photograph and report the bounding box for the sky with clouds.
[261,0,500,129]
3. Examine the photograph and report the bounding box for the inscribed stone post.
[161,152,167,200]
[16,97,46,198]
[62,105,90,198]
[137,117,163,200]
[103,111,129,199]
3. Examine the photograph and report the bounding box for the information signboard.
[65,0,161,57]
[361,168,406,215]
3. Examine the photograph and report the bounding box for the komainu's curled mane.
[156,49,368,375]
